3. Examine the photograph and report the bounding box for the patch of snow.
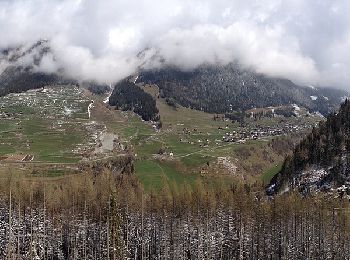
[103,83,113,104]
[88,101,94,119]
[297,168,329,191]
[134,75,139,84]
[323,96,329,101]
[292,104,300,111]
[308,85,316,89]
[310,95,318,101]
[314,111,325,118]
[337,185,348,192]
[341,96,349,102]
[63,107,73,116]
[292,104,301,116]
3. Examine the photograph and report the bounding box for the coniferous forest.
[109,80,160,122]
[140,65,348,116]
[272,99,350,193]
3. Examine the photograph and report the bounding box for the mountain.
[0,41,118,98]
[0,41,73,96]
[268,100,350,195]
[139,64,348,116]
[1,41,348,120]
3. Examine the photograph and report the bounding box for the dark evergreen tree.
[109,80,159,121]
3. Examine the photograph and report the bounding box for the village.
[177,119,318,149]
[220,121,317,143]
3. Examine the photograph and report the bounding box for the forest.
[109,80,160,122]
[140,64,347,116]
[0,66,61,97]
[0,167,350,259]
[272,99,350,193]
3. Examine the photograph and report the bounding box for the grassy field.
[134,160,198,190]
[90,84,321,189]
[0,84,320,188]
[260,163,283,185]
[0,87,94,163]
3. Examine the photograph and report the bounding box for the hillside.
[140,64,348,116]
[269,99,350,195]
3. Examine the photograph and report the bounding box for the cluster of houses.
[222,122,315,143]
[176,118,316,148]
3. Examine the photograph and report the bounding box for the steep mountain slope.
[140,64,348,116]
[269,100,350,194]
[0,41,115,98]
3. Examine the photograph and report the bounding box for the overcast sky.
[1,0,350,88]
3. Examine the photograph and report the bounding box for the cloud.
[0,0,350,88]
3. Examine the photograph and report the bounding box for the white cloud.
[0,0,350,88]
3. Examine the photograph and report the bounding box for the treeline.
[272,99,350,193]
[109,80,159,121]
[82,81,110,95]
[0,168,350,259]
[140,64,347,115]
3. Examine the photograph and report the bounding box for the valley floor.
[0,84,348,259]
[0,84,323,189]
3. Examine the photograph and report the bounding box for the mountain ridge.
[1,41,348,120]
[139,64,348,116]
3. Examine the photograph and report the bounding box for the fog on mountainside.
[1,0,350,89]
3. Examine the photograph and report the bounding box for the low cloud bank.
[1,0,350,88]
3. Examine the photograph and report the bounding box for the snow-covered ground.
[103,84,113,104]
[133,75,139,84]
[292,104,300,111]
[300,168,329,184]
